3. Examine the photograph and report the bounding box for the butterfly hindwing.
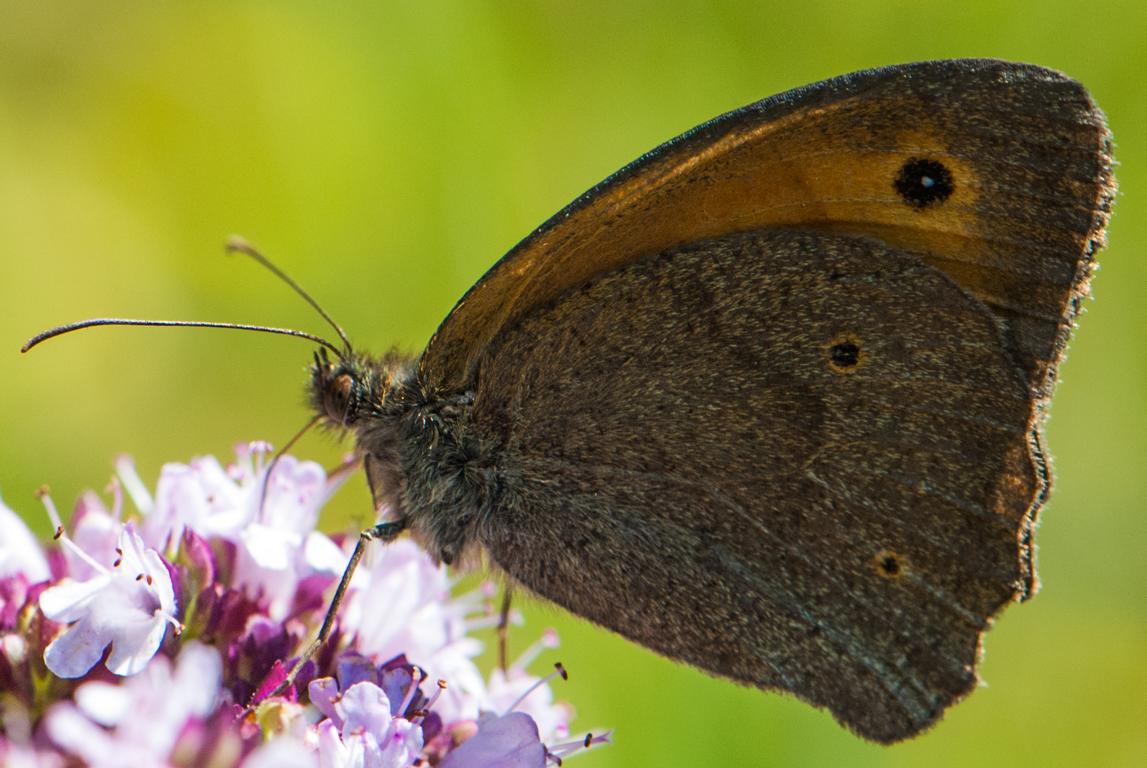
[469,229,1036,742]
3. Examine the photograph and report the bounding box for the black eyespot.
[826,334,865,373]
[873,550,905,579]
[831,342,860,367]
[895,158,954,208]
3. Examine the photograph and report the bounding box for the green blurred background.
[2,2,1144,765]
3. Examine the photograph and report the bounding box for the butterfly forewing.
[420,59,1113,403]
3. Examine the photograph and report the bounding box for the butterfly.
[26,59,1114,742]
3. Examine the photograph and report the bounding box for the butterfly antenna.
[225,236,353,355]
[257,413,323,516]
[21,319,343,355]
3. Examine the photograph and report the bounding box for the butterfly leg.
[363,452,386,513]
[245,460,407,711]
[497,586,514,672]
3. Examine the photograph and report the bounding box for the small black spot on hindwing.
[825,333,865,374]
[831,342,860,367]
[873,550,905,579]
[895,158,954,208]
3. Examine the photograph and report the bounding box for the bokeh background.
[2,2,1144,766]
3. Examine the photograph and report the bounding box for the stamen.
[36,486,63,531]
[115,455,153,515]
[257,416,321,518]
[411,679,447,725]
[512,628,560,671]
[38,489,108,575]
[103,476,124,521]
[398,666,423,717]
[547,730,614,761]
[454,580,509,625]
[464,613,504,633]
[506,662,567,715]
[165,614,185,635]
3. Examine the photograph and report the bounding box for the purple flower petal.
[308,676,342,724]
[439,712,546,768]
[340,681,394,735]
[337,652,381,692]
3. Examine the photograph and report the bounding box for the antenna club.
[224,234,255,256]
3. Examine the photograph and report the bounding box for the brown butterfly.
[26,59,1114,742]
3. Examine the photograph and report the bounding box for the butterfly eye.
[333,373,353,401]
[894,157,954,208]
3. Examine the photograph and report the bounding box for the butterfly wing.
[420,59,1113,404]
[470,228,1042,742]
[413,59,1113,741]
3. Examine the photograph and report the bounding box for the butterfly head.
[309,347,386,429]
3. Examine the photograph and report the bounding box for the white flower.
[39,523,179,677]
[145,453,250,546]
[311,679,424,768]
[338,539,486,723]
[43,642,222,768]
[7,443,606,768]
[144,443,345,620]
[232,453,346,620]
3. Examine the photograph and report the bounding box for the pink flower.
[143,444,347,621]
[39,523,180,677]
[313,680,424,768]
[339,540,485,723]
[44,642,223,767]
[438,663,609,768]
[1,443,607,767]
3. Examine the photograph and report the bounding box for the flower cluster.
[0,443,609,767]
